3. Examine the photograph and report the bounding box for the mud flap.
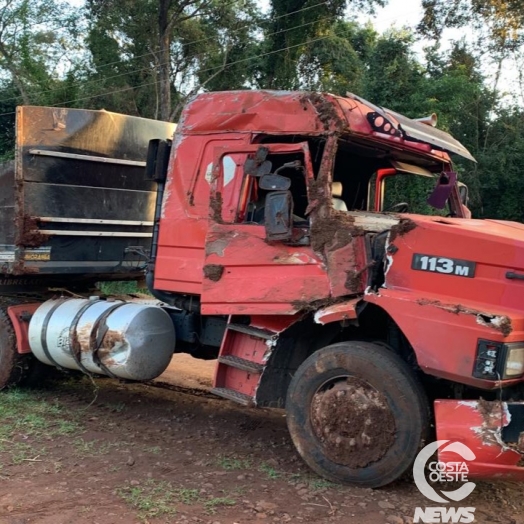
[435,400,524,480]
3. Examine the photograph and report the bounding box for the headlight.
[474,340,524,380]
[504,345,524,378]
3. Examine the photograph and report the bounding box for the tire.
[0,309,32,390]
[286,341,429,487]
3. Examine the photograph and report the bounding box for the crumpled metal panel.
[181,90,474,162]
[435,399,524,480]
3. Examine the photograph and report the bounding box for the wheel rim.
[310,375,397,468]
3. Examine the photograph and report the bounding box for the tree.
[419,0,524,52]
[85,0,261,121]
[361,29,427,117]
[296,21,370,95]
[0,0,79,106]
[262,0,384,90]
[475,107,524,222]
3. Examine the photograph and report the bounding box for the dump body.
[0,106,175,280]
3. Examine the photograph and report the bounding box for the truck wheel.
[0,310,31,390]
[286,341,429,487]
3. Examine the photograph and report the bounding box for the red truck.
[1,91,524,487]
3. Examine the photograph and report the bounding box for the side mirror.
[244,146,272,177]
[426,171,457,209]
[264,191,293,241]
[259,174,291,191]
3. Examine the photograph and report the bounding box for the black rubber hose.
[146,269,200,313]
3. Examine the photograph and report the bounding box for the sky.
[357,0,424,33]
[358,0,519,101]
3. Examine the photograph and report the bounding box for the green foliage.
[0,0,80,107]
[83,0,261,119]
[297,21,367,95]
[0,0,523,222]
[362,30,426,116]
[475,107,524,222]
[262,0,383,89]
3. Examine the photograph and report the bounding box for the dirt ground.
[0,354,523,524]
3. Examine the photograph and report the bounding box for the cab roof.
[180,90,475,163]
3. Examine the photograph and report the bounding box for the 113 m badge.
[412,254,476,278]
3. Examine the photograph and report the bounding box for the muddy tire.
[286,341,429,487]
[0,309,32,390]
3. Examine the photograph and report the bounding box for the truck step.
[210,387,255,406]
[226,323,275,340]
[218,355,263,374]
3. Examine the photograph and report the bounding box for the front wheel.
[286,341,429,487]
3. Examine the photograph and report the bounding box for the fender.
[7,303,41,354]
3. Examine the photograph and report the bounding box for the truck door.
[201,143,330,315]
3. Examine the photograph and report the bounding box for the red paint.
[7,303,41,354]
[362,212,524,388]
[435,400,524,480]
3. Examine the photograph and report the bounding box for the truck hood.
[409,215,524,246]
[387,214,524,316]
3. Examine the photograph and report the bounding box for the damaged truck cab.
[3,91,524,487]
[151,90,524,486]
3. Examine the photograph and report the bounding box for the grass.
[118,480,177,521]
[289,472,340,491]
[11,442,35,464]
[204,497,236,514]
[0,388,84,462]
[118,481,204,520]
[259,461,281,479]
[72,437,124,457]
[145,445,162,455]
[98,280,146,295]
[118,478,238,519]
[174,488,200,504]
[308,478,338,490]
[217,454,252,470]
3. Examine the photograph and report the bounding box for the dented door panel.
[202,224,329,315]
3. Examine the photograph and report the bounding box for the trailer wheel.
[286,341,429,487]
[0,309,31,390]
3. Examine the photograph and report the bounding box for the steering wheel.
[388,202,409,213]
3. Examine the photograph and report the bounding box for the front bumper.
[436,400,524,480]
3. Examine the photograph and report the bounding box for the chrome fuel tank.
[29,298,175,380]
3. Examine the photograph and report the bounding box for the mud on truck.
[1,91,524,488]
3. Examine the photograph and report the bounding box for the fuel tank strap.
[40,298,69,370]
[68,299,99,376]
[89,302,128,379]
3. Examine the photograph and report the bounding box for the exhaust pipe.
[415,113,437,127]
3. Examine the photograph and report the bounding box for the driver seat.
[332,182,348,211]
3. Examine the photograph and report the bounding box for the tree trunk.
[158,0,172,121]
